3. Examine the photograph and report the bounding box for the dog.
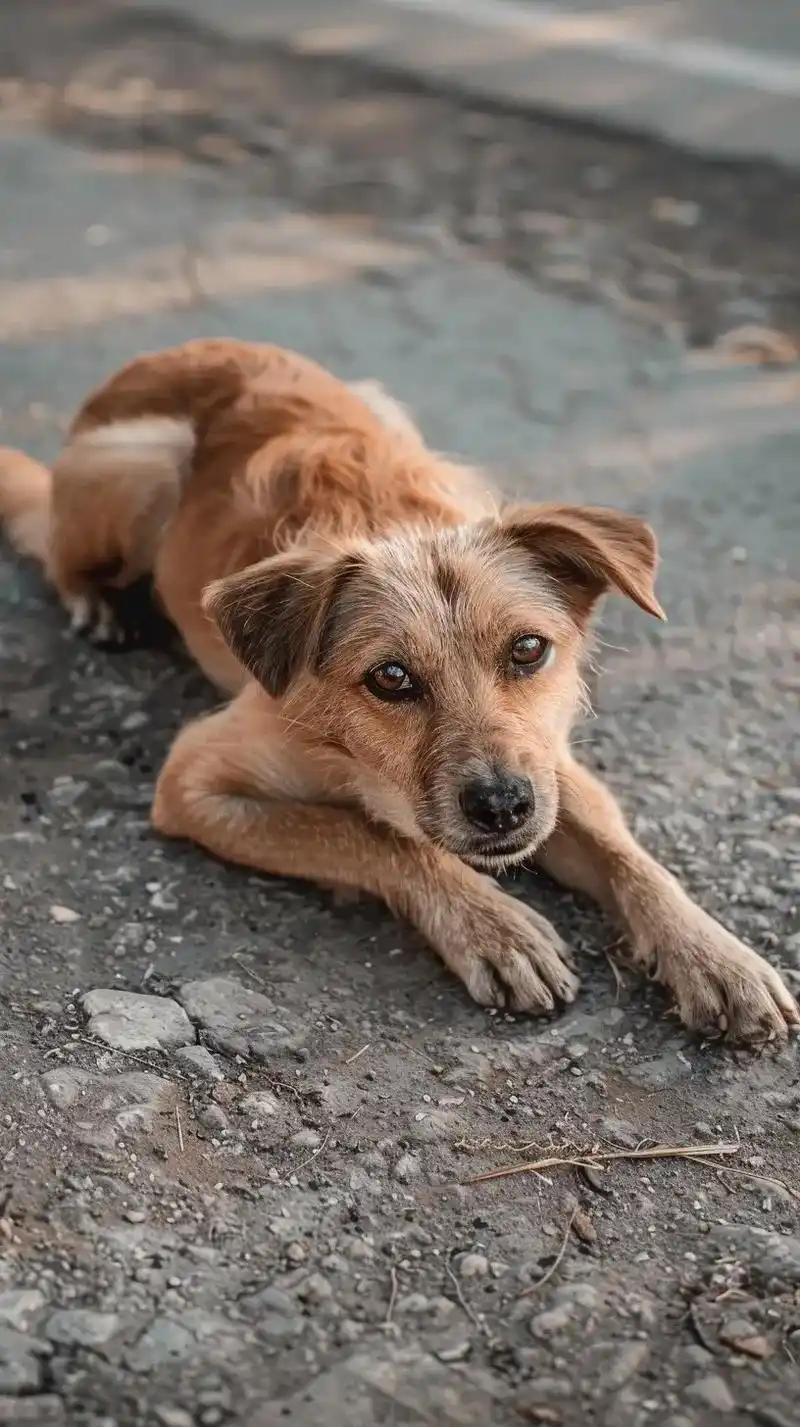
[1,338,796,1045]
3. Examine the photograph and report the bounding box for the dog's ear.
[500,503,666,622]
[203,550,362,697]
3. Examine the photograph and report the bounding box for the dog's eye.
[364,661,420,702]
[510,634,550,672]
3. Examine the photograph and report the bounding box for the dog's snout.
[459,772,534,836]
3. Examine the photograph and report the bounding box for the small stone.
[711,1226,800,1285]
[457,1252,489,1279]
[686,1375,736,1412]
[46,1309,120,1348]
[719,1320,772,1359]
[197,1104,228,1134]
[290,1129,322,1149]
[296,1273,332,1304]
[394,1153,421,1184]
[259,1312,305,1343]
[529,1305,571,1338]
[82,990,194,1051]
[694,1122,714,1138]
[600,1341,649,1389]
[553,1283,600,1310]
[397,1293,431,1316]
[238,1090,280,1119]
[0,1290,45,1331]
[0,1399,65,1425]
[175,1047,224,1081]
[434,1339,472,1363]
[49,904,80,924]
[177,977,298,1057]
[286,1242,307,1265]
[154,1411,195,1427]
[599,1117,640,1149]
[571,1207,596,1244]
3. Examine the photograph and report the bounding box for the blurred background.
[1,5,799,1427]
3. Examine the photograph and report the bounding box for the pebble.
[49,904,81,924]
[238,1090,280,1119]
[529,1305,572,1338]
[290,1129,322,1149]
[0,1290,45,1331]
[177,977,298,1057]
[434,1339,472,1363]
[175,1046,224,1081]
[599,1340,649,1389]
[457,1253,489,1279]
[686,1375,736,1412]
[197,1104,228,1134]
[393,1153,421,1184]
[0,1399,65,1425]
[599,1117,641,1149]
[719,1319,772,1359]
[296,1273,332,1304]
[82,990,194,1051]
[154,1410,195,1427]
[46,1309,119,1348]
[711,1226,800,1285]
[553,1283,600,1311]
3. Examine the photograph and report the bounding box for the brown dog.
[1,338,796,1044]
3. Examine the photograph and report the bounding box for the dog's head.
[204,505,664,869]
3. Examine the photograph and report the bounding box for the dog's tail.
[0,446,52,565]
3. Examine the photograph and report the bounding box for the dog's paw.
[649,912,799,1046]
[63,576,169,652]
[436,885,579,1015]
[65,592,128,648]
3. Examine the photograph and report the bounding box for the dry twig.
[344,1043,371,1066]
[518,1206,577,1298]
[465,1140,739,1186]
[383,1263,399,1331]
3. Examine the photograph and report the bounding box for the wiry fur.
[1,338,796,1043]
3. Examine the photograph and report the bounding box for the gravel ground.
[1,4,799,1426]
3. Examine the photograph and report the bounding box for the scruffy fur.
[1,338,796,1044]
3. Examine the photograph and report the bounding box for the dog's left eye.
[364,661,421,702]
[510,634,550,671]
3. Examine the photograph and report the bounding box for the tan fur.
[1,338,795,1043]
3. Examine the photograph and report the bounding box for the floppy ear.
[203,550,361,697]
[501,502,666,622]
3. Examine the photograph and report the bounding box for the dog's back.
[0,339,490,688]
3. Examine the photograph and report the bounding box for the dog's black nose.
[459,773,534,836]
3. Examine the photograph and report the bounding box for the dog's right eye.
[364,661,420,702]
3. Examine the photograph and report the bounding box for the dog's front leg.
[152,707,579,1015]
[537,754,798,1044]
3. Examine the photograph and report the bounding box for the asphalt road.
[0,4,799,1426]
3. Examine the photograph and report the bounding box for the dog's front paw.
[434,884,580,1015]
[647,911,799,1046]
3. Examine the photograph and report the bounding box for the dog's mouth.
[459,834,537,870]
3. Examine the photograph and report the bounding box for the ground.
[0,4,799,1426]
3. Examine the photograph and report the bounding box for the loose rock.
[46,1309,119,1349]
[82,990,194,1051]
[457,1253,489,1279]
[177,977,299,1057]
[175,1046,224,1081]
[393,1153,421,1184]
[686,1375,736,1412]
[0,1291,45,1331]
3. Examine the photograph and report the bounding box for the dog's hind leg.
[51,418,193,647]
